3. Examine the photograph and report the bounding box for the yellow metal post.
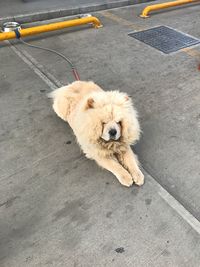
[0,16,102,41]
[140,0,200,18]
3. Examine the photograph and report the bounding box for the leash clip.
[14,28,21,39]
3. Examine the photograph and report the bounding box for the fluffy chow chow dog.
[49,81,144,187]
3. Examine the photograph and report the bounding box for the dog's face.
[101,121,121,141]
[82,91,140,145]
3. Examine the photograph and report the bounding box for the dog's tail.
[47,86,66,99]
[48,86,70,121]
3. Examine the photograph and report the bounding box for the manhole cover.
[128,26,200,54]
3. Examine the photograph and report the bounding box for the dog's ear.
[85,98,94,109]
[125,96,129,101]
[125,95,132,101]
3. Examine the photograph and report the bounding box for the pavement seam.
[1,150,84,182]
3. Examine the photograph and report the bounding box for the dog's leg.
[94,156,133,187]
[118,147,144,186]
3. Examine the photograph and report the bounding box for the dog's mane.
[97,138,127,154]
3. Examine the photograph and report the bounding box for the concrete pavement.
[1,1,200,266]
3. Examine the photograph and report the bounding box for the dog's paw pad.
[119,175,133,187]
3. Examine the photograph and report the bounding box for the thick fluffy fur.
[49,81,144,187]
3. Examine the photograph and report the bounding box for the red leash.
[72,68,80,80]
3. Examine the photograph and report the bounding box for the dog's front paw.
[132,170,144,186]
[118,173,133,187]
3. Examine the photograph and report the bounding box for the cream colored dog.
[49,81,144,187]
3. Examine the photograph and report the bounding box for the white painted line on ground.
[8,41,63,90]
[158,186,200,234]
[148,173,200,235]
[21,49,64,88]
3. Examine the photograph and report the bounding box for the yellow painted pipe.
[140,0,200,18]
[0,16,102,41]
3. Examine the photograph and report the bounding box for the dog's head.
[80,91,141,145]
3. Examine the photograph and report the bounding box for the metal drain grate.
[128,26,200,54]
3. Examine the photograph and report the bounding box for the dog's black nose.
[109,128,117,137]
